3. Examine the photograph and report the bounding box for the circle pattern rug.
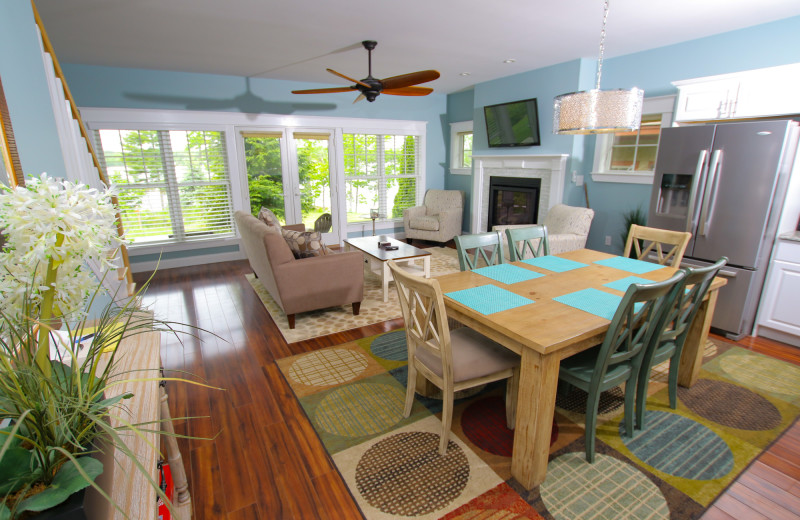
[315,382,406,437]
[621,410,733,480]
[677,378,782,430]
[355,431,470,516]
[717,351,800,399]
[369,330,408,361]
[540,452,669,520]
[556,386,624,416]
[288,348,368,387]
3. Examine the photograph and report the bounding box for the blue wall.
[448,15,800,253]
[0,2,67,179]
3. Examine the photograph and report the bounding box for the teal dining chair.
[454,231,504,271]
[635,257,728,429]
[505,225,550,262]
[558,271,685,462]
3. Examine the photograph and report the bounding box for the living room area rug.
[276,331,800,519]
[247,246,460,343]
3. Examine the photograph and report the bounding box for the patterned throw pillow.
[257,207,282,234]
[281,228,331,259]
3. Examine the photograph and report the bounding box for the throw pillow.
[257,207,282,234]
[281,228,330,259]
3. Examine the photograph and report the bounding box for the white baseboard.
[130,251,247,274]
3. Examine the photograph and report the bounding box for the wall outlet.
[605,235,612,246]
[575,174,584,186]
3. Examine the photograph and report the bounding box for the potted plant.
[0,174,195,519]
[620,206,647,256]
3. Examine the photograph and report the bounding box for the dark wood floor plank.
[749,461,800,496]
[311,471,364,520]
[189,442,227,520]
[700,506,739,520]
[726,481,800,520]
[227,504,261,520]
[712,494,770,520]
[737,471,800,515]
[209,398,258,514]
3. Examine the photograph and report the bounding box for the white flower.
[0,173,129,321]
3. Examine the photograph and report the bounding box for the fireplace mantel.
[471,154,569,233]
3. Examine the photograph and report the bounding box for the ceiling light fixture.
[553,0,643,135]
[460,72,471,76]
[503,59,516,64]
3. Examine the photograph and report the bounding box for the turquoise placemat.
[445,285,534,315]
[521,256,588,272]
[473,264,544,284]
[594,256,665,274]
[603,276,654,293]
[553,288,624,320]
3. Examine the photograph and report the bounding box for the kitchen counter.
[756,238,800,347]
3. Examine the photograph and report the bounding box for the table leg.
[382,261,390,302]
[678,289,719,388]
[423,255,431,278]
[511,349,560,489]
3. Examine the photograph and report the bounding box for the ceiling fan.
[291,40,440,102]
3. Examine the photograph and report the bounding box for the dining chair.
[558,271,685,463]
[388,260,521,455]
[505,225,550,262]
[624,224,692,267]
[454,231,505,271]
[635,256,728,429]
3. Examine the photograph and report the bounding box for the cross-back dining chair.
[388,260,521,455]
[558,271,685,462]
[454,231,505,271]
[635,256,728,429]
[505,225,550,262]
[624,224,692,267]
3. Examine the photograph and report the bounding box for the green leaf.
[0,503,12,520]
[15,457,103,514]
[0,446,38,495]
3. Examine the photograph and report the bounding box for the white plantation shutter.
[94,129,234,245]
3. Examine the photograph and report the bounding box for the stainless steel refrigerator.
[647,119,799,339]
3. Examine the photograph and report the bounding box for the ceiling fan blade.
[382,86,434,96]
[291,87,355,94]
[380,70,440,90]
[327,68,372,89]
[353,93,366,104]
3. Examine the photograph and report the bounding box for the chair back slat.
[624,224,692,267]
[455,231,505,271]
[506,225,550,262]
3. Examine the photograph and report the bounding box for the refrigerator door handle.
[686,150,708,233]
[698,149,722,237]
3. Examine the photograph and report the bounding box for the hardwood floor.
[137,259,800,519]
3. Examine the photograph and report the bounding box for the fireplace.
[487,176,541,228]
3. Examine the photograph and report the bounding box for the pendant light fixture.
[553,0,643,135]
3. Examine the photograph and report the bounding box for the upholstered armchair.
[403,189,464,245]
[493,204,595,257]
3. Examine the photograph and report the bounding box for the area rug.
[276,332,800,519]
[247,247,460,343]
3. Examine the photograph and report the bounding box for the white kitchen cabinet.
[673,64,800,122]
[756,238,800,347]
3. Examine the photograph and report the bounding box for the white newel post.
[471,154,569,234]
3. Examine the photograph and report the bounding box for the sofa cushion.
[281,228,331,258]
[257,207,282,234]
[409,215,441,231]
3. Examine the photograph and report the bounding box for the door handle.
[686,150,707,233]
[698,150,722,237]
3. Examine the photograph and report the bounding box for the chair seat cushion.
[416,327,519,383]
[409,215,440,232]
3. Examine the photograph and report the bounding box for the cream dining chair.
[624,224,692,267]
[388,260,520,455]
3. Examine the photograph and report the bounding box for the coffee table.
[344,235,432,302]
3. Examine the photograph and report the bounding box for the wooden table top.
[437,249,726,358]
[344,235,432,262]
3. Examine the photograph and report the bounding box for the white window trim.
[81,107,427,250]
[449,120,473,175]
[591,95,675,185]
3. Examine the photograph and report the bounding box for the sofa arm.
[548,233,589,255]
[273,251,365,314]
[403,205,426,227]
[436,208,463,237]
[283,223,306,232]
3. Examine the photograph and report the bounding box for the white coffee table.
[344,235,432,302]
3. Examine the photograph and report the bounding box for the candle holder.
[370,209,379,236]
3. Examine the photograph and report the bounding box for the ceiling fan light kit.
[291,40,440,102]
[553,0,643,135]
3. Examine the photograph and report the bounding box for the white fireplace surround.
[471,154,569,234]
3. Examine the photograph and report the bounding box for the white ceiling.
[34,0,800,95]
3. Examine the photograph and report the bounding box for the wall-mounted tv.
[484,98,541,148]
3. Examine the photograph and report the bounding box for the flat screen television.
[484,98,541,147]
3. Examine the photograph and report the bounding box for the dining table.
[435,248,727,489]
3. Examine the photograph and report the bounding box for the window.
[449,120,473,175]
[95,129,234,245]
[591,95,675,185]
[343,133,420,223]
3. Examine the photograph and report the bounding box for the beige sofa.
[234,211,364,329]
[493,204,595,258]
[403,189,464,245]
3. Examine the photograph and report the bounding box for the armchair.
[493,204,595,258]
[404,189,464,245]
